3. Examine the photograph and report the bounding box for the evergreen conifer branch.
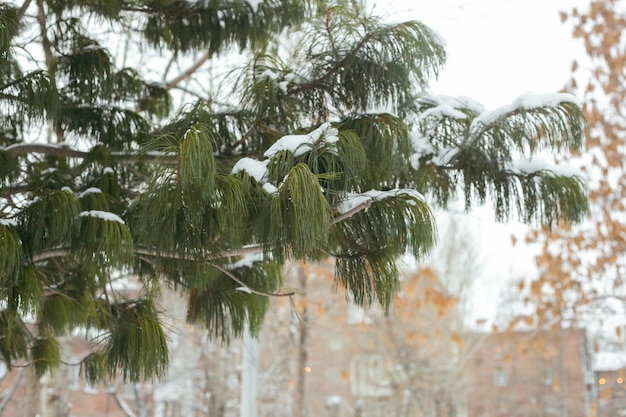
[28,198,377,265]
[0,0,589,382]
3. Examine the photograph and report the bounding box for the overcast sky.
[382,0,589,324]
[384,0,587,108]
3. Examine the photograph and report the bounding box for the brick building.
[594,352,626,417]
[0,264,610,417]
[465,329,595,417]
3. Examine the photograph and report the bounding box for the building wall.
[466,329,593,417]
[596,369,626,417]
[0,264,605,417]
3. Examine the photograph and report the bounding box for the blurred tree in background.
[526,1,626,336]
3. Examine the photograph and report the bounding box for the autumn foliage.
[527,1,626,331]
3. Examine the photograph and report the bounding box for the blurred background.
[2,1,624,417]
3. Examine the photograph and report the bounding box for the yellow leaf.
[341,369,349,381]
[451,333,463,349]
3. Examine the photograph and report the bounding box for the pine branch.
[30,201,376,264]
[35,0,62,143]
[289,30,376,95]
[330,199,373,225]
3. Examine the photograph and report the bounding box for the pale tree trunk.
[240,327,258,417]
[206,347,227,417]
[23,366,42,417]
[0,368,24,416]
[293,266,308,417]
[134,384,149,417]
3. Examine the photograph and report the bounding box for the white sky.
[386,0,587,107]
[383,0,589,325]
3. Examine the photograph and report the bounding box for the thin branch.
[4,143,175,163]
[209,262,294,298]
[0,368,24,416]
[133,384,148,417]
[134,245,265,263]
[330,199,372,225]
[17,0,33,22]
[106,383,138,417]
[166,51,210,90]
[162,52,178,82]
[32,248,72,263]
[36,0,63,143]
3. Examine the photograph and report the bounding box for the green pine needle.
[0,222,21,279]
[104,299,169,382]
[32,337,61,378]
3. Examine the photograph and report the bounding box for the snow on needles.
[506,158,584,179]
[338,189,426,215]
[77,187,102,198]
[0,218,17,227]
[470,93,580,129]
[232,158,269,183]
[263,123,339,158]
[232,123,339,193]
[80,210,125,224]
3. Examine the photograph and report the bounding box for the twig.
[166,51,210,90]
[4,143,176,163]
[106,383,138,417]
[17,0,33,21]
[0,368,24,416]
[330,199,372,225]
[209,263,294,297]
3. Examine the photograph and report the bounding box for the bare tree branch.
[106,383,138,417]
[330,199,372,225]
[0,368,24,416]
[17,0,33,21]
[209,262,294,298]
[166,51,210,90]
[4,143,175,163]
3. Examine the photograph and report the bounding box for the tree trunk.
[23,367,42,417]
[293,266,308,417]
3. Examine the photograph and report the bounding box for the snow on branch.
[80,210,125,224]
[0,218,17,227]
[468,93,581,138]
[231,157,269,182]
[338,189,426,215]
[263,123,339,158]
[414,95,485,122]
[505,158,585,179]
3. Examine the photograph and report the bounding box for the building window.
[494,370,508,387]
[544,369,553,385]
[494,346,503,361]
[83,379,98,394]
[496,396,508,414]
[67,365,80,390]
